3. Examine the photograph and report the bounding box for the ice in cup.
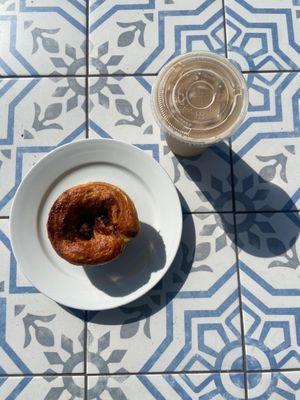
[151,52,248,157]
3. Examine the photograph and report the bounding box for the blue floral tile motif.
[247,371,300,400]
[0,220,85,374]
[88,373,245,399]
[88,76,232,212]
[237,212,300,370]
[87,214,242,374]
[0,0,300,393]
[0,376,84,399]
[0,0,86,76]
[89,0,225,74]
[0,77,86,216]
[226,0,300,71]
[232,72,300,211]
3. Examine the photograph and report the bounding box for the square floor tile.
[0,1,86,76]
[0,376,84,399]
[88,372,245,399]
[0,77,86,216]
[88,75,232,212]
[232,72,300,211]
[87,214,242,374]
[0,220,85,374]
[237,212,300,370]
[89,0,225,74]
[226,0,300,71]
[247,371,300,400]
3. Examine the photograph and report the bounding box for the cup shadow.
[84,222,166,298]
[88,215,196,325]
[176,142,299,258]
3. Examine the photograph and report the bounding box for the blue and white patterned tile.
[88,75,232,212]
[247,371,300,400]
[232,72,300,211]
[0,77,86,216]
[0,1,86,76]
[87,214,242,374]
[0,220,85,374]
[226,0,300,72]
[88,372,245,400]
[89,0,225,74]
[236,212,300,370]
[0,376,84,400]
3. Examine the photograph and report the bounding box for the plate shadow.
[84,222,166,297]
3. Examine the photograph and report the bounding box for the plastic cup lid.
[152,52,248,144]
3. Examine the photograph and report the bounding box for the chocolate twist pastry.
[47,182,140,265]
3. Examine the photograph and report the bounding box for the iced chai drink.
[151,52,248,157]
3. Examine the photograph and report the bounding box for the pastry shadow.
[87,214,195,325]
[84,222,166,297]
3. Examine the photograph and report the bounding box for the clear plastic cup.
[151,52,248,157]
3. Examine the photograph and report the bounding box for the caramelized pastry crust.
[47,182,140,265]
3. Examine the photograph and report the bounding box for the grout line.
[0,373,86,378]
[183,209,299,215]
[247,367,300,374]
[84,366,300,376]
[221,0,228,59]
[86,369,244,376]
[2,366,299,379]
[242,69,300,74]
[89,73,158,77]
[0,71,298,80]
[229,137,248,400]
[182,211,234,215]
[84,312,88,400]
[86,0,89,77]
[0,74,87,79]
[0,73,159,79]
[85,0,89,148]
[85,75,89,139]
[0,370,247,378]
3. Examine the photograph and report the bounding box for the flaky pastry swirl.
[47,182,140,265]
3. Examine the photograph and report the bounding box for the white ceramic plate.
[10,139,182,310]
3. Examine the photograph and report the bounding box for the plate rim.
[10,139,182,310]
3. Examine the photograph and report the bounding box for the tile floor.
[0,1,299,399]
